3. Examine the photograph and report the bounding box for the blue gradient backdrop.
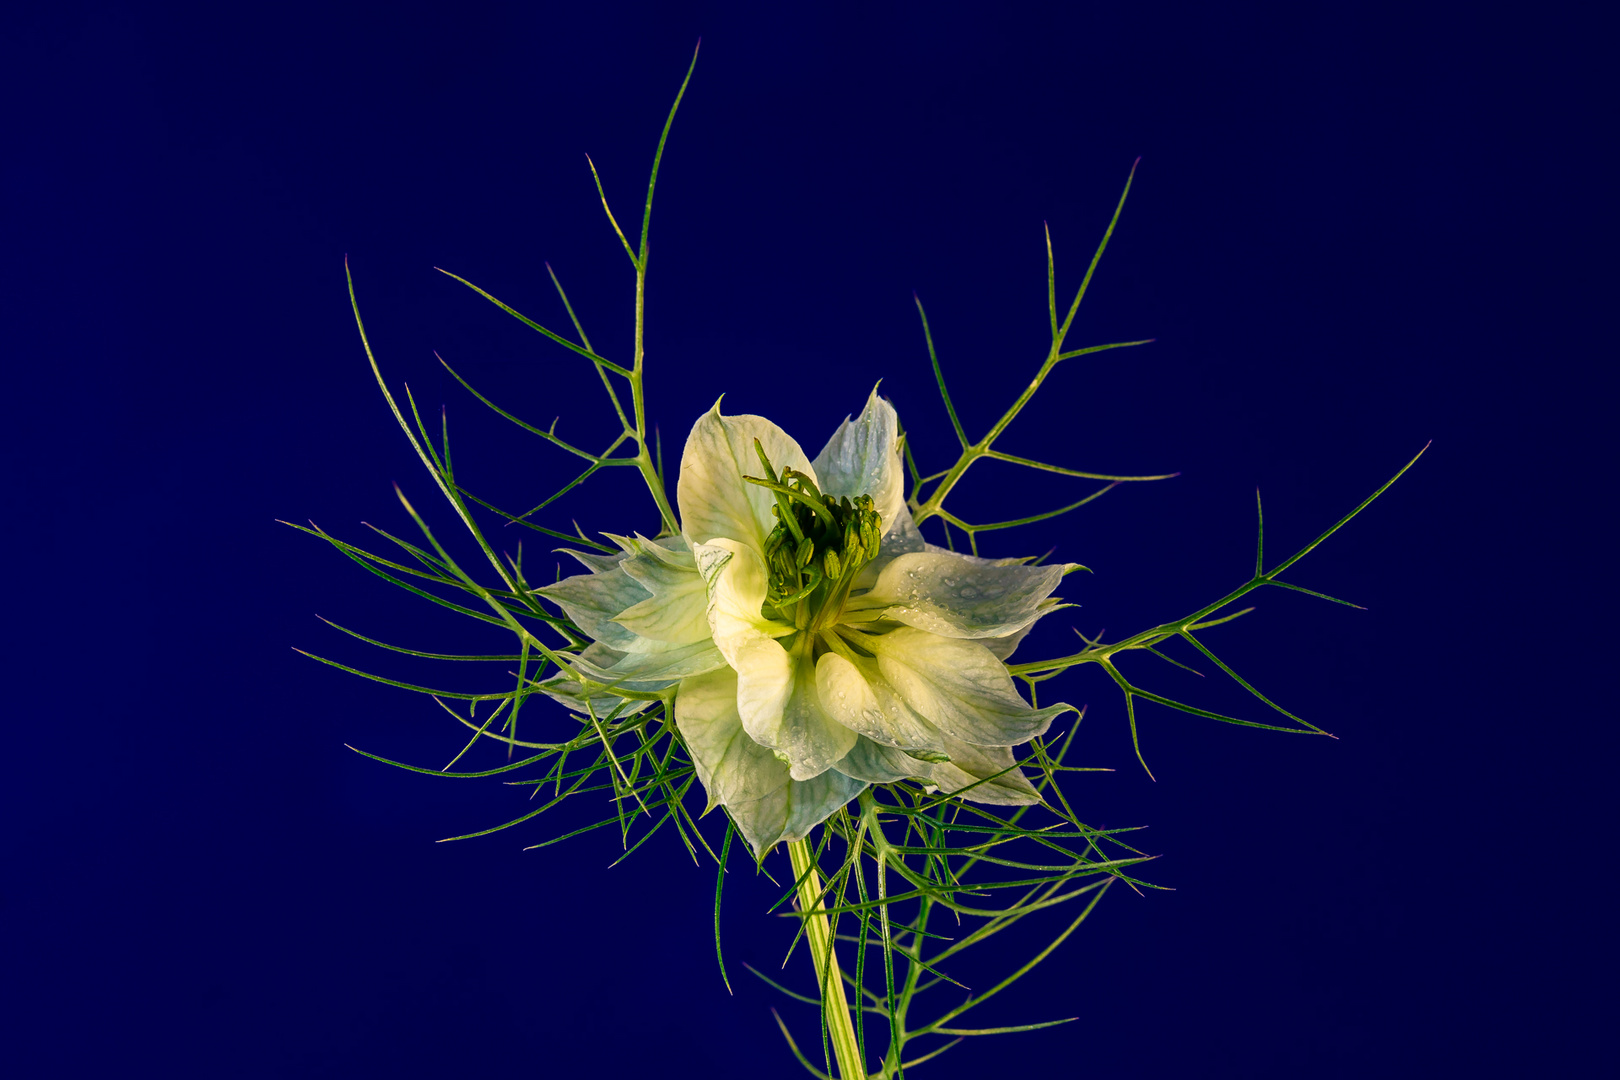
[4,4,1604,1077]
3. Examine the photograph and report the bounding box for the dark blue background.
[4,3,1605,1076]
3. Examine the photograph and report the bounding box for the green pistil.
[745,442,883,629]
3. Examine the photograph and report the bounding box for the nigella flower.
[539,391,1079,855]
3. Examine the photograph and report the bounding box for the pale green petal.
[929,734,1042,805]
[609,534,710,646]
[860,552,1076,640]
[539,643,659,718]
[676,667,866,856]
[982,620,1037,661]
[536,565,648,652]
[556,547,627,574]
[834,735,935,784]
[737,635,857,781]
[811,388,904,528]
[814,649,948,758]
[921,542,1029,566]
[693,539,779,645]
[779,767,866,844]
[677,403,817,552]
[573,638,726,683]
[872,627,1073,746]
[675,666,790,812]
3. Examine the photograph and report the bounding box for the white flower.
[539,391,1078,856]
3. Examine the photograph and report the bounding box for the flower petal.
[677,402,817,553]
[929,734,1043,805]
[871,627,1074,746]
[539,642,661,718]
[676,666,866,856]
[676,666,789,812]
[814,649,948,758]
[780,766,866,845]
[812,388,905,529]
[743,634,858,781]
[833,735,936,784]
[536,565,649,653]
[860,551,1076,639]
[609,535,711,646]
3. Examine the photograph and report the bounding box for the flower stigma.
[746,438,884,636]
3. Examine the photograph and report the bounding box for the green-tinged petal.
[538,676,658,719]
[536,566,649,652]
[811,389,905,529]
[675,667,866,856]
[742,635,857,781]
[694,537,842,777]
[834,735,935,784]
[539,644,661,717]
[859,551,1077,639]
[982,619,1037,661]
[675,666,790,812]
[814,649,948,757]
[929,734,1042,805]
[871,627,1073,746]
[572,638,726,683]
[780,767,866,844]
[556,547,626,574]
[677,403,817,553]
[609,534,711,645]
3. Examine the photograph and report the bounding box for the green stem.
[788,838,865,1080]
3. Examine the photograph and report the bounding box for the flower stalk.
[788,838,865,1080]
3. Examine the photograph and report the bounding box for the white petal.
[814,649,947,757]
[872,627,1074,746]
[779,767,866,845]
[676,666,790,812]
[677,403,817,552]
[676,667,866,856]
[573,638,727,683]
[811,388,904,528]
[610,535,711,645]
[929,735,1043,805]
[861,551,1076,639]
[834,735,936,784]
[982,620,1037,661]
[536,565,649,653]
[539,643,660,718]
[730,632,858,781]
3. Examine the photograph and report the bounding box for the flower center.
[746,439,883,631]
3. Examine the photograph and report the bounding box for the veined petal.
[812,388,905,530]
[610,534,710,645]
[982,619,1037,662]
[744,635,858,781]
[536,565,649,653]
[539,643,660,718]
[676,666,790,813]
[676,667,866,856]
[814,649,948,758]
[834,735,936,784]
[872,627,1074,746]
[929,734,1043,805]
[572,637,726,684]
[779,767,866,845]
[677,403,817,553]
[859,551,1077,639]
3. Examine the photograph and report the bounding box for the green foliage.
[290,43,1422,1080]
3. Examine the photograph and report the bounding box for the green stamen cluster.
[745,439,883,626]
